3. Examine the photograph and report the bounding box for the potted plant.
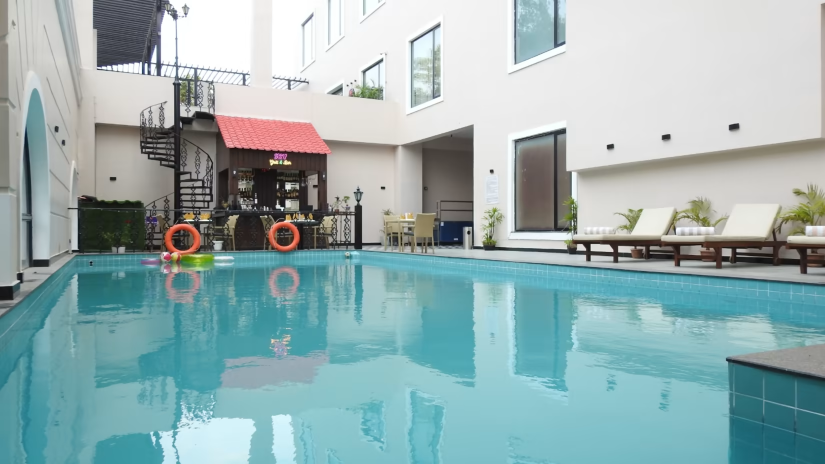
[482,207,504,250]
[343,196,351,211]
[333,196,341,212]
[777,184,825,266]
[676,197,728,262]
[615,208,644,258]
[561,197,578,254]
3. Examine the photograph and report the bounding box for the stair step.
[181,117,195,125]
[193,111,215,121]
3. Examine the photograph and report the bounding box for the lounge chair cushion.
[703,235,772,243]
[573,234,662,242]
[721,204,780,238]
[788,235,825,245]
[632,207,677,236]
[661,235,708,243]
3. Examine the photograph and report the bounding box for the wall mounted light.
[662,134,671,141]
[729,123,740,131]
[54,126,59,133]
[62,140,66,146]
[607,144,615,150]
[109,177,117,181]
[381,186,386,190]
[321,171,327,181]
[489,169,494,174]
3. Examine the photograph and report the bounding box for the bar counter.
[213,210,327,250]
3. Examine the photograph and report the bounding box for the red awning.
[215,115,331,154]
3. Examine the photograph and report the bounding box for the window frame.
[507,121,576,240]
[326,82,345,96]
[300,12,316,71]
[359,0,385,23]
[326,0,345,51]
[405,17,444,115]
[507,0,567,75]
[359,55,386,99]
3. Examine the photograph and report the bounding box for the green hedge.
[80,201,146,252]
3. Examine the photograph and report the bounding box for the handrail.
[98,62,309,90]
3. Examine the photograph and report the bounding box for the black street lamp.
[164,2,189,222]
[354,187,363,249]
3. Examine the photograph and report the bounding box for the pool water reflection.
[1,261,825,463]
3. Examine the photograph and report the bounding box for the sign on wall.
[486,175,499,204]
[270,153,293,166]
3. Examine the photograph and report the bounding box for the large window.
[514,130,569,231]
[302,14,315,68]
[362,59,385,99]
[515,0,566,64]
[327,0,342,46]
[410,24,442,109]
[363,0,384,17]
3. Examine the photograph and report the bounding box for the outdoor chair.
[313,216,336,249]
[404,214,436,253]
[573,207,676,262]
[661,204,782,269]
[383,215,403,251]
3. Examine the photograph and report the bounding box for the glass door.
[21,132,32,269]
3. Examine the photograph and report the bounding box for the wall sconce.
[607,144,615,150]
[321,171,327,181]
[62,140,66,146]
[662,134,671,141]
[54,126,59,133]
[729,123,740,131]
[489,169,494,174]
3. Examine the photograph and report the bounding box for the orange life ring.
[165,224,201,254]
[165,270,201,304]
[268,222,301,252]
[269,267,300,298]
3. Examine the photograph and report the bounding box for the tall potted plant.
[482,207,504,250]
[615,208,644,258]
[676,197,728,261]
[562,197,578,254]
[777,184,825,265]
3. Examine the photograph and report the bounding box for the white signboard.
[485,175,499,204]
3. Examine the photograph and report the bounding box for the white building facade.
[2,0,825,298]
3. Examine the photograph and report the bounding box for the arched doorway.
[19,85,50,269]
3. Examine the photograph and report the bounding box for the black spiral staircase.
[139,101,214,215]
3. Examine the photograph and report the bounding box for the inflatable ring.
[268,222,301,252]
[269,267,300,298]
[165,224,201,255]
[181,254,214,264]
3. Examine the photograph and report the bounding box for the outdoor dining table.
[386,218,416,252]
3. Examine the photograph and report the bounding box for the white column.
[394,144,423,214]
[251,0,274,89]
[73,0,95,69]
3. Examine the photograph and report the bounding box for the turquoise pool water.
[2,252,825,463]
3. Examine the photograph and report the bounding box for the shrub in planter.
[562,197,578,253]
[482,208,504,250]
[615,208,644,258]
[777,184,825,266]
[676,197,728,261]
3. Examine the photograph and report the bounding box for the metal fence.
[74,208,358,253]
[98,62,309,90]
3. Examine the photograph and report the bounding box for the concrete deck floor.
[364,246,825,285]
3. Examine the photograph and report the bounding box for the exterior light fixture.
[182,4,190,17]
[354,186,363,205]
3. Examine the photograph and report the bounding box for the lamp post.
[354,187,363,250]
[164,2,189,223]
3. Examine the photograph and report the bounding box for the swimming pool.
[1,251,825,463]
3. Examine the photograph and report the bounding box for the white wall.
[0,0,83,288]
[94,125,175,204]
[326,141,396,243]
[394,144,422,216]
[422,148,473,220]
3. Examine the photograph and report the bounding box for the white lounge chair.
[573,207,676,263]
[786,228,825,274]
[661,204,782,269]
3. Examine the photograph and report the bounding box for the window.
[328,84,344,96]
[514,130,569,231]
[361,59,384,99]
[301,14,315,68]
[410,25,442,109]
[515,0,566,65]
[327,0,342,46]
[362,0,384,18]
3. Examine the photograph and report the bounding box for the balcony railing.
[98,62,309,90]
